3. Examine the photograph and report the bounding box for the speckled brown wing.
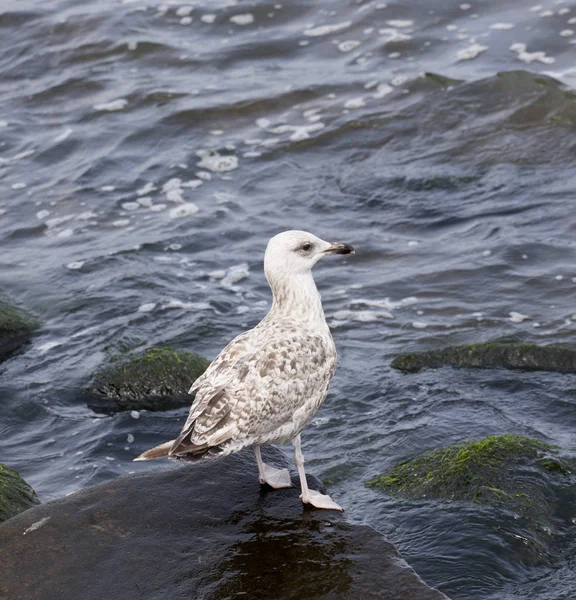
[169,330,336,456]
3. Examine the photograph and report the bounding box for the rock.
[391,342,576,374]
[0,300,39,363]
[0,463,41,523]
[0,448,449,600]
[367,435,576,563]
[87,347,210,413]
[367,435,572,511]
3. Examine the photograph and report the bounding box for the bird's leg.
[292,434,343,511]
[254,446,292,489]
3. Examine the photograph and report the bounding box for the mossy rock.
[0,464,41,522]
[88,347,210,414]
[391,342,576,374]
[367,435,575,522]
[0,301,39,363]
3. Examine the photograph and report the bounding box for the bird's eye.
[301,243,312,252]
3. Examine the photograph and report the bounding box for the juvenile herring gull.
[135,230,354,510]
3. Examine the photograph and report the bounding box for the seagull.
[135,230,354,510]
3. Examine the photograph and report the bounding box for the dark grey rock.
[87,347,210,413]
[0,447,449,600]
[0,463,41,523]
[0,301,38,363]
[391,342,576,374]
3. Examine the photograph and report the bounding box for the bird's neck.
[266,271,327,328]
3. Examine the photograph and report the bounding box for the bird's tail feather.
[133,440,175,461]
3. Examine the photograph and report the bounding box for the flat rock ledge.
[0,448,448,600]
[391,342,576,374]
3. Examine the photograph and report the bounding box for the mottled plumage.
[136,230,354,510]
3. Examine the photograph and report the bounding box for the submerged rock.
[0,464,41,523]
[87,347,210,413]
[0,448,448,600]
[368,435,576,551]
[391,342,576,374]
[367,435,572,511]
[0,301,39,363]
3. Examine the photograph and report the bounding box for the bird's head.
[264,230,354,282]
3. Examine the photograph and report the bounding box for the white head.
[264,230,354,283]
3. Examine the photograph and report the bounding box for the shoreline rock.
[0,300,39,363]
[367,435,576,564]
[87,346,209,413]
[0,448,449,600]
[391,342,576,374]
[0,463,41,523]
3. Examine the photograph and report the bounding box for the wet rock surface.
[0,447,448,600]
[391,342,576,374]
[0,300,38,364]
[87,347,209,413]
[368,435,576,566]
[0,463,41,523]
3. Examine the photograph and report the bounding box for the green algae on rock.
[0,301,39,363]
[367,434,572,511]
[368,434,569,504]
[391,342,576,374]
[367,435,576,566]
[88,347,210,414]
[0,464,41,523]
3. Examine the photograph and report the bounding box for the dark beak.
[323,242,355,255]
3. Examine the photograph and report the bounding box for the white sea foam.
[36,210,50,220]
[201,14,216,24]
[121,202,140,211]
[137,197,153,207]
[230,14,254,25]
[94,99,128,111]
[304,21,351,37]
[268,122,324,141]
[374,83,393,98]
[169,202,199,218]
[338,40,361,52]
[165,299,212,311]
[457,43,488,61]
[412,321,428,329]
[176,6,193,16]
[509,311,530,323]
[490,23,514,30]
[344,97,366,109]
[137,182,156,196]
[66,261,84,270]
[197,152,238,172]
[510,42,555,63]
[221,263,249,286]
[332,309,391,322]
[138,303,156,312]
[386,20,413,28]
[379,28,412,43]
